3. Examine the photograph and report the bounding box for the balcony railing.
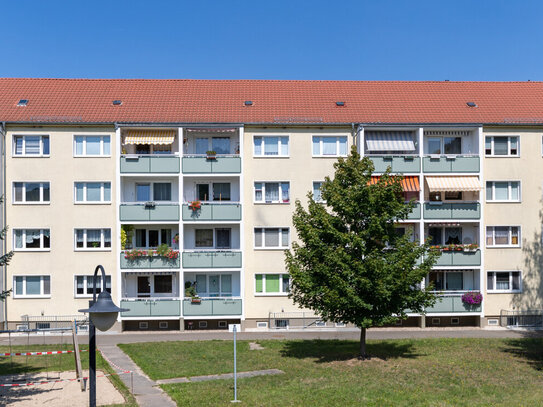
[433,249,481,266]
[120,298,181,317]
[368,155,420,173]
[120,252,180,269]
[423,202,480,219]
[182,155,241,174]
[182,250,242,268]
[425,293,482,313]
[183,298,242,316]
[182,203,242,221]
[120,203,180,222]
[422,155,479,173]
[120,155,180,173]
[407,202,421,220]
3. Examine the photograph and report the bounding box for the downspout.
[1,122,6,328]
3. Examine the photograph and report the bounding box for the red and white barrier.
[0,349,88,357]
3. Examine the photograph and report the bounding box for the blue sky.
[1,1,541,80]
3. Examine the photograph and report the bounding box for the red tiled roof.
[1,78,543,125]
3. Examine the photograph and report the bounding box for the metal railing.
[500,309,543,328]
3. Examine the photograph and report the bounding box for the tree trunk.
[359,327,367,359]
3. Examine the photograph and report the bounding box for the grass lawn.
[0,343,137,407]
[120,338,543,406]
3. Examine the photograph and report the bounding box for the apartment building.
[0,79,542,331]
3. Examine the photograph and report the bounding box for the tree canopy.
[285,147,438,357]
[0,196,13,301]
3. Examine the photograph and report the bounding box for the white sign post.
[229,324,241,403]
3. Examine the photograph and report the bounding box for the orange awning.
[369,176,420,192]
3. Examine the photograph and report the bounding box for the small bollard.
[229,323,241,403]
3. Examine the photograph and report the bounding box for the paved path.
[99,344,176,407]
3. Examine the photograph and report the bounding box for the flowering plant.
[124,249,148,260]
[429,244,479,252]
[461,291,483,305]
[189,200,201,210]
[173,234,180,245]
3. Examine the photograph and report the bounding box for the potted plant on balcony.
[206,150,217,160]
[185,282,201,303]
[173,233,179,245]
[124,249,148,261]
[189,200,201,211]
[155,243,179,260]
[461,291,483,307]
[464,243,479,252]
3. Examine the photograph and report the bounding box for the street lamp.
[79,265,128,407]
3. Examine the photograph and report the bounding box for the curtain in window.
[213,183,231,201]
[254,183,262,201]
[444,137,461,154]
[428,138,442,155]
[86,183,102,201]
[510,183,519,200]
[253,137,262,155]
[322,137,337,155]
[76,276,85,294]
[209,275,220,296]
[25,136,40,155]
[86,229,101,248]
[265,229,279,247]
[136,229,146,248]
[15,137,23,155]
[216,229,231,248]
[446,272,463,290]
[104,229,111,248]
[25,183,40,201]
[255,274,263,293]
[153,183,171,201]
[75,136,84,155]
[282,275,290,293]
[265,275,280,292]
[493,138,508,155]
[75,183,84,201]
[26,229,41,247]
[264,137,279,155]
[136,184,151,201]
[339,137,347,155]
[195,229,213,247]
[103,183,111,201]
[196,274,207,294]
[103,137,111,155]
[26,276,41,295]
[281,183,290,202]
[494,182,509,200]
[487,273,494,290]
[494,227,509,245]
[221,274,232,295]
[196,138,208,154]
[86,137,101,155]
[312,137,320,155]
[265,183,279,201]
[512,272,520,290]
[42,137,50,155]
[14,183,23,202]
[445,228,461,245]
[281,229,289,247]
[15,276,23,295]
[76,230,85,248]
[484,137,491,152]
[212,137,230,154]
[313,182,322,202]
[43,229,50,248]
[43,183,50,202]
[87,275,101,294]
[161,229,172,246]
[496,272,510,290]
[254,228,263,247]
[280,137,289,155]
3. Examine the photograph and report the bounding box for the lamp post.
[79,265,128,407]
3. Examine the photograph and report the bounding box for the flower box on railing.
[189,200,201,211]
[430,244,479,252]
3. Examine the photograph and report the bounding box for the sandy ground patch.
[0,370,125,406]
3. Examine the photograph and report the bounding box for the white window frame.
[135,182,173,203]
[254,227,290,250]
[486,181,521,202]
[254,273,290,296]
[487,271,522,293]
[13,275,51,298]
[193,273,233,298]
[254,182,290,204]
[312,181,325,202]
[74,275,112,298]
[426,136,462,156]
[134,228,175,249]
[253,135,290,157]
[74,182,112,204]
[74,228,112,251]
[12,182,50,204]
[13,229,50,251]
[486,226,521,248]
[312,136,348,157]
[73,135,111,157]
[12,135,50,157]
[485,136,519,157]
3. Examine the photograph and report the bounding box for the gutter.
[1,122,6,327]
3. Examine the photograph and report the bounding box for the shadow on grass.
[279,339,419,363]
[502,338,543,371]
[0,359,43,376]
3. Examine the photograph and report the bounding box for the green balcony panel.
[182,156,241,174]
[120,300,151,317]
[424,203,452,219]
[183,298,242,316]
[120,253,180,269]
[425,295,481,313]
[120,156,151,173]
[149,156,180,173]
[423,156,480,173]
[407,203,421,219]
[120,204,179,221]
[435,251,453,266]
[424,203,480,220]
[120,299,181,317]
[434,250,480,266]
[369,156,420,173]
[182,251,242,268]
[182,204,242,221]
[121,156,180,173]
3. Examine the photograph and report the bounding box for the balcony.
[368,156,421,173]
[407,203,421,220]
[434,249,481,267]
[425,294,481,313]
[182,203,242,221]
[182,251,242,268]
[120,299,181,317]
[182,155,241,174]
[120,253,180,269]
[423,156,479,173]
[423,202,480,220]
[120,155,180,174]
[120,203,180,222]
[183,298,242,317]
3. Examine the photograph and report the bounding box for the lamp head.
[79,290,128,332]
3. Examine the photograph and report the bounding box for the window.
[74,135,111,156]
[427,137,461,155]
[312,136,347,156]
[255,274,290,294]
[135,183,172,202]
[74,275,111,297]
[487,271,521,293]
[486,181,520,202]
[312,182,324,202]
[254,228,289,249]
[253,136,289,157]
[13,182,50,204]
[195,229,231,249]
[195,274,232,297]
[14,276,50,297]
[74,229,111,250]
[254,182,290,203]
[75,182,111,203]
[13,135,50,156]
[195,229,214,248]
[485,136,519,156]
[212,183,231,201]
[195,137,232,154]
[427,271,464,291]
[486,226,520,247]
[154,275,173,294]
[135,229,173,248]
[13,229,50,250]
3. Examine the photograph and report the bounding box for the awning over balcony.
[185,128,237,133]
[365,131,416,152]
[125,130,176,145]
[426,176,481,192]
[369,176,420,192]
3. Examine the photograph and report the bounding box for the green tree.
[285,147,439,358]
[0,196,13,301]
